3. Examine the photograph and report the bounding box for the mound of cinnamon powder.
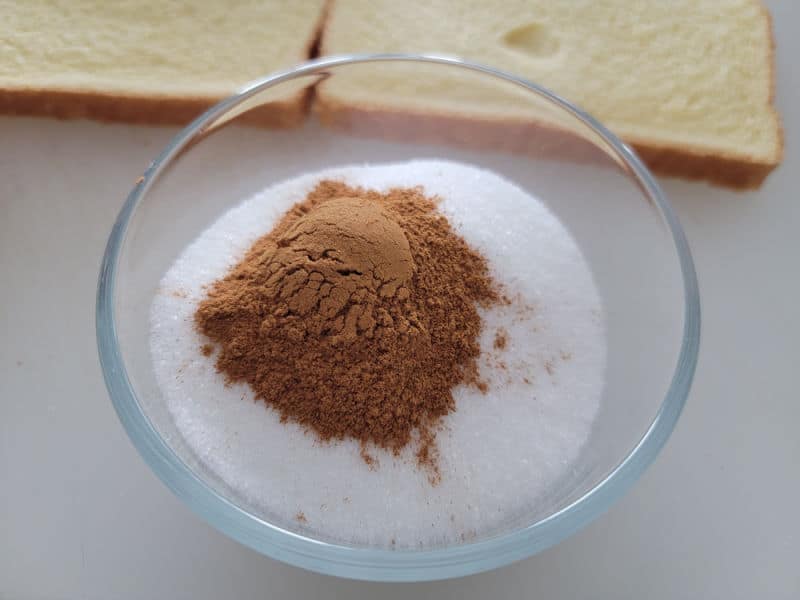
[195,180,498,481]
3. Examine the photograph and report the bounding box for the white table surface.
[2,3,798,598]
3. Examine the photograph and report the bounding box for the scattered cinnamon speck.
[509,297,538,325]
[416,428,442,486]
[493,328,508,350]
[295,511,307,523]
[544,360,555,376]
[200,344,213,357]
[560,350,572,361]
[360,445,379,470]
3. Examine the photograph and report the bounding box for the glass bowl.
[96,55,700,581]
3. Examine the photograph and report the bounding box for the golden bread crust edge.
[314,96,615,166]
[760,1,785,165]
[627,138,776,189]
[0,88,309,128]
[315,94,779,190]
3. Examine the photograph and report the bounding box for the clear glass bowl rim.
[96,54,700,582]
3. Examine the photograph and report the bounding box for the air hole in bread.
[502,23,560,58]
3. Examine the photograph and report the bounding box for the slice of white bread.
[318,0,783,188]
[0,1,327,127]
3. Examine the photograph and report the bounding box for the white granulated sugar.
[150,160,606,548]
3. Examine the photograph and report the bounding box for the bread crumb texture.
[0,0,326,125]
[2,1,326,95]
[320,0,782,184]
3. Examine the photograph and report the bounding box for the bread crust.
[316,94,779,189]
[0,88,309,128]
[627,137,776,189]
[315,96,619,167]
[760,1,785,168]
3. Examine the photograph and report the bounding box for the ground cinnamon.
[195,180,498,482]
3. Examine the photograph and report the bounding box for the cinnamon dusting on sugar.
[194,180,500,483]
